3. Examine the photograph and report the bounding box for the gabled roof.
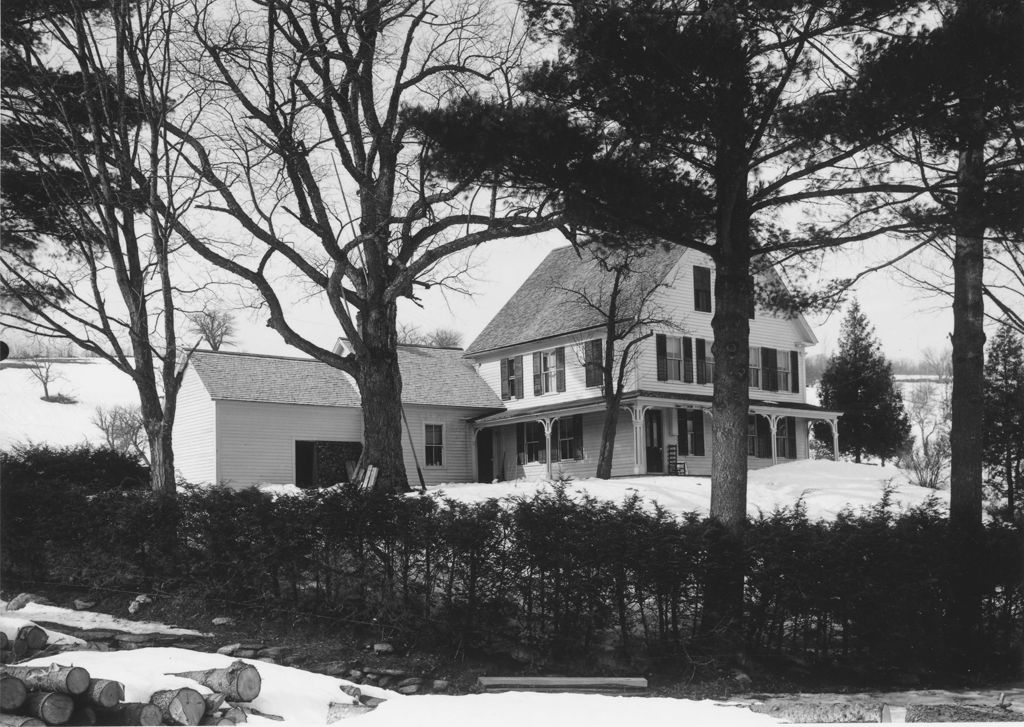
[190,348,503,410]
[465,244,686,356]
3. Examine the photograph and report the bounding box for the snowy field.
[0,358,136,449]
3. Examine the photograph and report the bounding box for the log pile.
[0,661,263,726]
[0,622,51,665]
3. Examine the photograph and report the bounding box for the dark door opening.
[645,409,664,473]
[476,429,494,483]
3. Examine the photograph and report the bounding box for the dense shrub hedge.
[2,457,1021,677]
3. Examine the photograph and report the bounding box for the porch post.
[471,427,479,482]
[623,405,648,475]
[541,417,557,479]
[830,418,840,462]
[766,413,782,466]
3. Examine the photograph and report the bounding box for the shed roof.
[190,348,503,410]
[464,244,686,356]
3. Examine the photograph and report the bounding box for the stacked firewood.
[0,623,51,665]
[0,661,263,726]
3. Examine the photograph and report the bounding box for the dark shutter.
[533,352,542,395]
[790,350,800,393]
[682,337,694,383]
[787,417,798,459]
[573,414,584,459]
[695,339,707,384]
[585,339,603,388]
[500,358,510,400]
[555,347,566,392]
[756,416,771,458]
[515,356,524,399]
[516,423,525,464]
[677,410,689,456]
[692,411,705,456]
[761,348,778,392]
[550,420,561,462]
[656,334,668,381]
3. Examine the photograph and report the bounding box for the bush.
[2,460,1020,679]
[1,443,149,493]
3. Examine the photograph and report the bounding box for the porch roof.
[472,390,841,427]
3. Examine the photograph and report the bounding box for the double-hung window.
[540,350,558,393]
[666,337,683,380]
[693,266,712,313]
[775,418,790,459]
[748,347,761,388]
[747,415,758,456]
[776,353,790,392]
[425,424,443,467]
[557,417,577,461]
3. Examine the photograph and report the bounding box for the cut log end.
[1,675,28,711]
[85,679,123,709]
[22,691,75,726]
[170,662,261,703]
[0,715,46,727]
[150,687,206,726]
[96,702,163,726]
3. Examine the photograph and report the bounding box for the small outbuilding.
[175,347,503,489]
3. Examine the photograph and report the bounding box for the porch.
[471,393,841,482]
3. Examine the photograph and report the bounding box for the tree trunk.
[0,715,43,727]
[168,662,260,702]
[356,302,410,494]
[596,396,623,479]
[83,679,123,709]
[143,412,176,498]
[1,665,90,695]
[948,103,987,670]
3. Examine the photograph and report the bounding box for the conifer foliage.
[814,301,911,463]
[983,324,1024,519]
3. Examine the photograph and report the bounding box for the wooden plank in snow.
[477,677,647,695]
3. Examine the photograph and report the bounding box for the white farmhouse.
[175,244,840,488]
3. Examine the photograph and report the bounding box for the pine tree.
[814,301,911,463]
[983,323,1024,519]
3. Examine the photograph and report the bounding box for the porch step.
[477,676,648,695]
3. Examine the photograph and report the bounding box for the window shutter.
[756,416,771,458]
[500,358,510,400]
[692,411,705,456]
[516,423,525,464]
[787,417,797,459]
[677,410,689,456]
[533,352,542,395]
[761,348,778,392]
[585,340,602,388]
[695,339,706,384]
[573,414,584,459]
[555,347,566,392]
[656,334,668,381]
[515,356,524,399]
[790,351,800,393]
[683,337,694,383]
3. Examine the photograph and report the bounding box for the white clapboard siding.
[174,368,217,484]
[476,334,607,411]
[400,405,480,487]
[215,399,363,488]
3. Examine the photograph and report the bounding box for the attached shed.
[175,348,503,489]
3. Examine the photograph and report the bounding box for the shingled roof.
[464,244,686,356]
[190,348,503,410]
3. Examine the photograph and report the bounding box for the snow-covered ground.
[0,359,136,449]
[0,599,207,637]
[421,460,947,522]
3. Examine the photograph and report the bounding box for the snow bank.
[423,460,947,522]
[0,599,208,637]
[0,359,136,449]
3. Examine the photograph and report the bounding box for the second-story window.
[748,347,761,388]
[500,356,523,400]
[693,265,712,313]
[533,347,565,395]
[777,352,791,392]
[696,338,714,384]
[583,339,603,388]
[666,337,683,380]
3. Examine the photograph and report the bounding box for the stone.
[6,593,53,610]
[377,676,395,688]
[372,642,394,654]
[127,594,152,615]
[431,680,450,692]
[358,695,386,708]
[258,657,277,664]
[211,616,236,626]
[347,670,364,680]
[396,677,423,688]
[326,701,373,723]
[396,684,419,695]
[217,643,242,655]
[339,685,362,699]
[73,599,97,611]
[235,648,260,658]
[258,646,292,660]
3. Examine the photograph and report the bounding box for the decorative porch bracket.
[539,417,558,480]
[622,404,650,475]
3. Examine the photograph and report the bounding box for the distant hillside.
[0,359,136,450]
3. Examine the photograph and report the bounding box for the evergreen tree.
[983,323,1024,519]
[814,301,911,463]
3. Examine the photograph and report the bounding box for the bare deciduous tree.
[559,244,680,479]
[26,359,63,401]
[165,0,563,492]
[188,308,235,351]
[93,404,149,463]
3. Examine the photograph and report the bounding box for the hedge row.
[2,453,1021,675]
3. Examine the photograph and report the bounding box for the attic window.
[693,266,712,313]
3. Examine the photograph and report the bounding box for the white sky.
[231,230,956,362]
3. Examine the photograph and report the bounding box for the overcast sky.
[231,230,956,363]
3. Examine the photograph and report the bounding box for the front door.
[645,409,664,473]
[476,429,494,483]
